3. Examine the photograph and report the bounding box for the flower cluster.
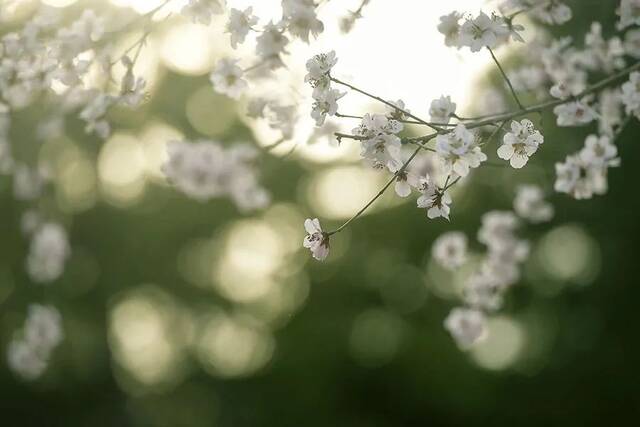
[621,71,640,118]
[7,305,64,380]
[618,0,640,29]
[162,140,270,212]
[352,113,403,170]
[305,51,344,126]
[435,124,487,177]
[504,19,638,129]
[438,188,553,349]
[0,8,148,141]
[514,185,554,223]
[583,22,626,73]
[204,0,327,108]
[555,134,620,199]
[438,11,523,52]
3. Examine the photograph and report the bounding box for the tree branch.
[488,47,524,110]
[330,77,445,133]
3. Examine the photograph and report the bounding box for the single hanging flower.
[210,58,247,99]
[432,231,468,270]
[303,218,330,261]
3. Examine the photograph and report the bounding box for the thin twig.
[336,112,455,127]
[488,47,524,110]
[479,120,507,147]
[330,76,444,133]
[327,145,422,235]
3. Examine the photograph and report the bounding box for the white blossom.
[385,99,410,121]
[481,254,526,288]
[618,0,640,29]
[579,134,620,168]
[388,159,420,197]
[266,103,297,140]
[550,82,572,99]
[303,218,330,261]
[7,340,48,380]
[283,0,324,42]
[79,93,115,138]
[477,211,520,251]
[226,7,257,49]
[353,114,403,169]
[162,140,269,211]
[429,95,457,124]
[120,72,147,108]
[438,12,463,48]
[510,65,548,94]
[181,0,226,26]
[476,210,529,288]
[621,71,640,119]
[360,133,402,170]
[444,308,487,349]
[26,223,70,283]
[246,97,268,118]
[311,88,345,126]
[7,304,63,380]
[581,22,625,73]
[532,1,572,25]
[435,124,487,177]
[353,113,403,138]
[513,185,554,223]
[554,154,610,199]
[210,58,247,99]
[256,21,289,65]
[463,271,504,311]
[23,305,64,352]
[624,29,640,58]
[497,119,544,169]
[597,89,623,136]
[458,12,511,52]
[541,37,588,95]
[553,101,596,126]
[432,232,468,270]
[305,51,338,96]
[417,177,452,220]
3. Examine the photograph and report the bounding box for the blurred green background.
[2,0,640,425]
